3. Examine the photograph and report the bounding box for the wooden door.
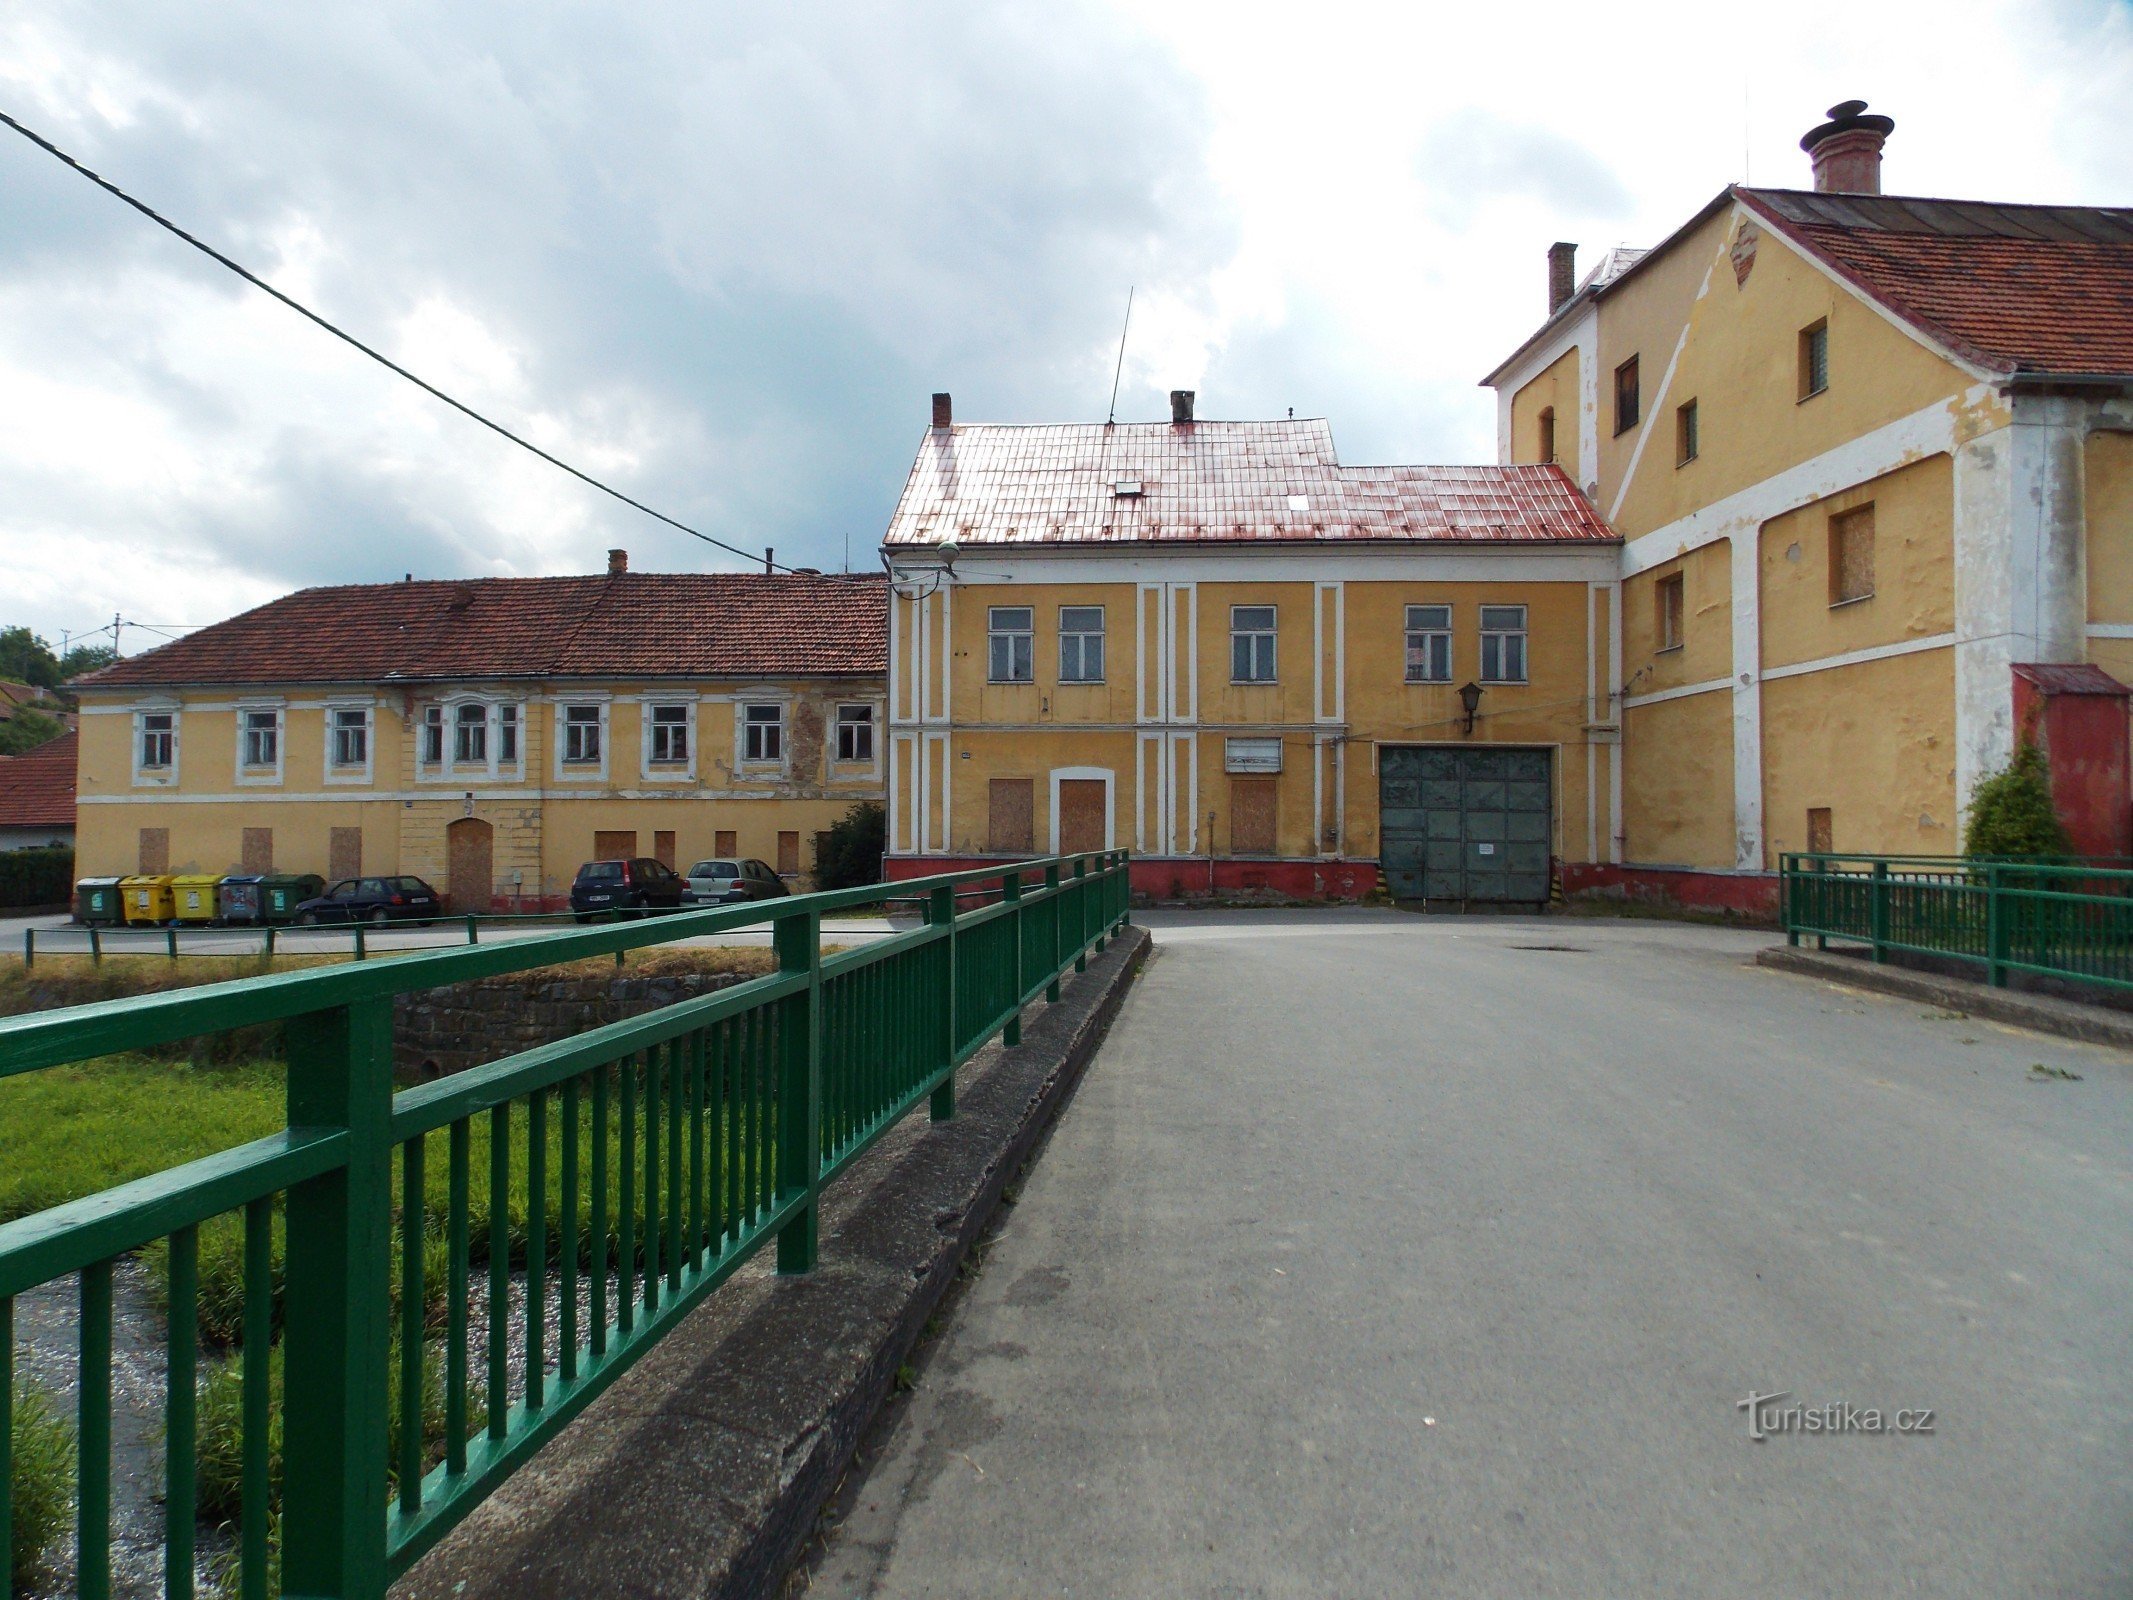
[328,827,363,882]
[988,779,1034,853]
[138,827,169,875]
[446,817,494,912]
[714,829,737,858]
[241,828,274,874]
[593,829,636,861]
[777,831,800,876]
[1230,777,1277,856]
[652,830,676,869]
[1057,779,1106,857]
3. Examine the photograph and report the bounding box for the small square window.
[1231,606,1277,683]
[1800,320,1829,399]
[1059,606,1105,683]
[988,607,1034,683]
[1614,356,1640,434]
[1657,573,1685,652]
[331,708,368,768]
[139,712,174,770]
[562,704,602,765]
[422,705,444,765]
[1404,604,1451,683]
[1830,504,1875,605]
[453,702,487,764]
[743,703,784,763]
[649,703,690,764]
[1479,605,1528,684]
[242,708,279,768]
[836,704,875,763]
[497,703,519,764]
[1675,399,1698,465]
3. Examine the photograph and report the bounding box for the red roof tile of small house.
[78,572,887,689]
[2012,662,2131,697]
[0,730,76,829]
[882,419,1615,547]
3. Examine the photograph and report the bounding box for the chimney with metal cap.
[1170,389,1195,425]
[931,392,952,428]
[1548,242,1577,314]
[1801,100,1894,195]
[606,548,627,576]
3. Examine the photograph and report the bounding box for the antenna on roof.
[1105,287,1133,426]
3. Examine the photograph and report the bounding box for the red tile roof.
[1740,189,2133,378]
[80,572,887,689]
[883,420,1614,547]
[0,730,76,830]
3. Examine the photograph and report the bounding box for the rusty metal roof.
[2013,662,2131,697]
[882,420,1615,547]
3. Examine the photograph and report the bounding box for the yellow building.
[880,392,1620,903]
[72,556,886,908]
[1484,101,2133,905]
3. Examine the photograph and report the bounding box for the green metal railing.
[1780,851,2133,993]
[0,851,1130,1599]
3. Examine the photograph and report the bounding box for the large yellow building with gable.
[1484,101,2133,904]
[880,391,1621,903]
[71,559,886,908]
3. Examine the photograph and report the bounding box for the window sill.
[986,679,1036,688]
[1828,593,1875,610]
[1675,455,1697,469]
[1479,678,1530,687]
[1403,677,1453,686]
[1229,679,1280,688]
[1797,387,1828,405]
[1655,644,1684,656]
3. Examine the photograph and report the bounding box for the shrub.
[1964,740,2071,860]
[814,801,885,892]
[10,1377,74,1590]
[0,846,73,909]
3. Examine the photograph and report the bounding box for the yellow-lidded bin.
[171,873,223,924]
[120,874,176,925]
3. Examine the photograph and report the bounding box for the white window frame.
[1224,737,1282,774]
[988,606,1035,684]
[325,702,374,785]
[554,699,610,781]
[1059,605,1105,684]
[740,701,786,768]
[1479,604,1529,684]
[132,704,179,787]
[1404,605,1452,684]
[642,699,696,782]
[1046,765,1116,855]
[420,703,446,769]
[1230,605,1278,684]
[833,702,877,765]
[234,701,285,786]
[452,701,489,767]
[495,701,522,772]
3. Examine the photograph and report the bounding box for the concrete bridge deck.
[812,909,2133,1598]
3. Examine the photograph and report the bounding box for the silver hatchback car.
[683,858,790,906]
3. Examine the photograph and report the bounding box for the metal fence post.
[278,995,395,1598]
[1044,862,1062,1003]
[774,906,821,1274]
[166,926,178,961]
[354,923,367,962]
[928,882,957,1121]
[1093,854,1109,954]
[1870,860,1890,964]
[1073,859,1088,974]
[1986,865,2009,987]
[22,928,30,970]
[89,925,101,964]
[1003,873,1024,1047]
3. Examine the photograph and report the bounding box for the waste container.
[218,874,265,925]
[257,873,325,924]
[75,876,124,926]
[171,873,223,925]
[120,874,176,925]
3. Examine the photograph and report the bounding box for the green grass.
[10,1377,74,1591]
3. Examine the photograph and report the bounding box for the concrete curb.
[393,922,1152,1600]
[1755,945,2133,1050]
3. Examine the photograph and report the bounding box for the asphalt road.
[811,909,2133,1599]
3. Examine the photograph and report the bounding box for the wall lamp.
[1458,680,1484,736]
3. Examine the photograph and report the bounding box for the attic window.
[1113,479,1143,497]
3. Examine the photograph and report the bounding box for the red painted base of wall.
[1561,862,1779,921]
[886,855,1380,902]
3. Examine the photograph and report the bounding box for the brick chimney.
[931,392,952,428]
[1801,100,1895,195]
[606,548,627,576]
[1548,242,1577,314]
[1170,389,1195,424]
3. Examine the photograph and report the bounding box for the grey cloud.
[1416,113,1633,227]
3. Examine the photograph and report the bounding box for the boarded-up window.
[138,827,169,875]
[652,830,676,869]
[1657,573,1686,652]
[988,779,1034,853]
[1536,407,1555,464]
[777,831,800,876]
[1613,355,1640,434]
[1058,779,1107,857]
[1231,776,1278,856]
[714,829,737,858]
[1830,505,1875,604]
[241,828,274,875]
[1807,807,1834,854]
[593,830,636,862]
[328,827,363,882]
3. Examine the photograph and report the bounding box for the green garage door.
[1380,746,1553,904]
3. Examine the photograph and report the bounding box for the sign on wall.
[1225,737,1283,774]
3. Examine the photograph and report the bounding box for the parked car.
[293,876,442,925]
[683,858,791,906]
[569,857,687,920]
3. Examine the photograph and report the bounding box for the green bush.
[1964,740,2071,859]
[0,846,73,909]
[814,801,885,892]
[10,1377,74,1590]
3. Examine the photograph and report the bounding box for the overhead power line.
[0,107,800,575]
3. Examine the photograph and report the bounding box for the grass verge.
[10,1377,74,1592]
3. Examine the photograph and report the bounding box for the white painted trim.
[2088,623,2133,640]
[233,702,286,787]
[79,785,877,807]
[1047,765,1116,854]
[1622,676,1733,710]
[323,703,375,787]
[1607,582,1623,864]
[552,698,612,783]
[130,705,180,788]
[639,696,699,784]
[1761,631,1955,684]
[1730,534,1762,870]
[1608,227,1721,525]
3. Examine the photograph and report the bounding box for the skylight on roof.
[1114,479,1143,497]
[1286,494,1309,512]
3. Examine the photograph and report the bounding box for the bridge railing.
[0,851,1131,1600]
[1779,851,2133,993]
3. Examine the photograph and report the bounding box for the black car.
[293,875,442,925]
[682,858,791,906]
[570,857,687,920]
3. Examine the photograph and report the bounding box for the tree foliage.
[0,625,59,689]
[1963,740,2071,859]
[0,705,66,755]
[814,801,886,891]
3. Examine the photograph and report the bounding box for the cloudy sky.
[3,0,2130,651]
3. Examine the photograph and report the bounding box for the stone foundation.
[393,969,745,1080]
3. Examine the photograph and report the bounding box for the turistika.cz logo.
[1736,1390,1936,1441]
